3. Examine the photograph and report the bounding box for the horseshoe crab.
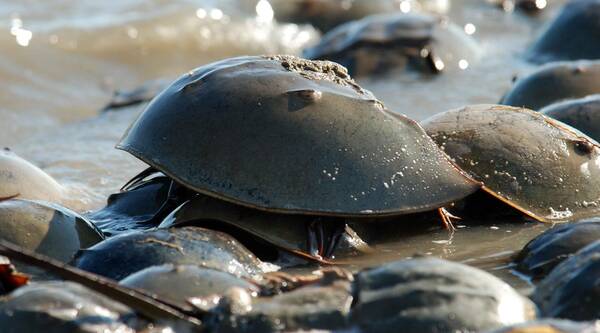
[540,95,600,143]
[263,0,449,32]
[0,198,103,264]
[0,148,64,203]
[116,55,479,258]
[515,221,600,279]
[303,13,480,77]
[72,227,267,281]
[423,104,600,223]
[213,277,353,332]
[0,281,142,333]
[119,264,260,313]
[527,0,600,64]
[350,257,535,333]
[532,240,600,320]
[158,194,373,262]
[500,60,600,110]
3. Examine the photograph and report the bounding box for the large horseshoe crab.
[115,55,479,260]
[303,13,480,77]
[422,104,600,223]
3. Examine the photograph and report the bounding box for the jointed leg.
[307,219,347,259]
[438,207,460,231]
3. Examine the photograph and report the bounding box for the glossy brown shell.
[423,104,600,222]
[118,56,478,217]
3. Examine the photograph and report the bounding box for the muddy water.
[0,0,569,288]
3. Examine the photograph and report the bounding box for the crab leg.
[438,207,460,231]
[307,219,347,259]
[324,224,346,258]
[307,219,324,258]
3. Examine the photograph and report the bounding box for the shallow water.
[0,0,569,288]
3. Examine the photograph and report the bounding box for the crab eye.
[573,139,595,155]
[288,89,322,102]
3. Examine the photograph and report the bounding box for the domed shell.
[304,13,480,76]
[0,149,64,203]
[527,0,600,64]
[0,281,137,332]
[532,240,600,320]
[352,258,535,332]
[540,94,600,143]
[117,56,479,217]
[500,60,600,110]
[0,199,104,263]
[515,221,600,278]
[119,264,259,311]
[423,104,600,223]
[72,227,265,280]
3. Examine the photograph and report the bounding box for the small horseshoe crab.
[72,227,267,281]
[119,264,261,313]
[540,94,600,143]
[0,148,65,204]
[0,197,104,265]
[350,258,535,332]
[423,104,600,223]
[303,13,480,77]
[0,281,144,332]
[115,55,479,260]
[500,60,600,110]
[527,0,600,64]
[532,240,600,320]
[515,220,600,279]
